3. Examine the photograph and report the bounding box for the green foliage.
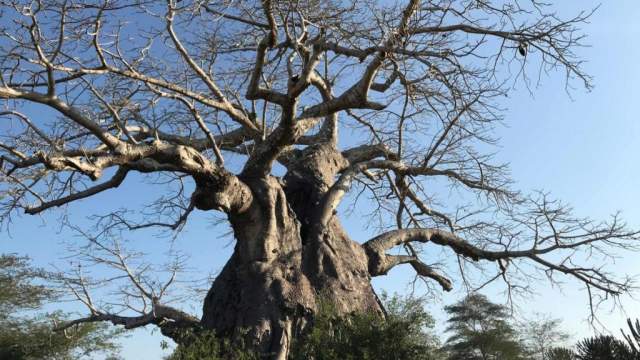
[544,347,576,360]
[0,313,123,360]
[443,293,527,360]
[0,254,53,315]
[0,253,123,360]
[575,335,638,360]
[161,294,640,360]
[541,331,640,360]
[164,329,258,360]
[290,293,444,360]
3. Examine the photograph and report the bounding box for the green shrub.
[575,335,637,360]
[544,347,576,360]
[290,293,444,360]
[164,329,258,360]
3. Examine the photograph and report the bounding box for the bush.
[290,293,444,360]
[544,347,576,360]
[165,329,258,360]
[575,335,637,360]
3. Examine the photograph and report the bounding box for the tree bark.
[201,145,383,358]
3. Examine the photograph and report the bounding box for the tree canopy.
[444,293,526,360]
[0,254,122,360]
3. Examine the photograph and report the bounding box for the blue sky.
[2,1,640,358]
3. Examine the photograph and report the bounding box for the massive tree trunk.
[200,145,383,358]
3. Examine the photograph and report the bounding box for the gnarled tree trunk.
[201,145,383,358]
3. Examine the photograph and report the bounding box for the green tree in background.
[575,335,638,360]
[0,254,123,360]
[522,314,571,359]
[444,293,526,360]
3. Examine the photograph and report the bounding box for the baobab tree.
[0,0,637,358]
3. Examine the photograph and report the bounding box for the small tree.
[0,254,122,360]
[444,293,526,360]
[522,314,570,360]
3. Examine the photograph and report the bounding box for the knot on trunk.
[287,144,348,188]
[363,244,390,276]
[192,173,252,213]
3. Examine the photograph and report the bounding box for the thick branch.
[364,227,637,295]
[342,143,395,164]
[56,301,199,342]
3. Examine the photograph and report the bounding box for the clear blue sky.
[2,1,640,358]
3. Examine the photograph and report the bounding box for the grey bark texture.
[201,145,382,357]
